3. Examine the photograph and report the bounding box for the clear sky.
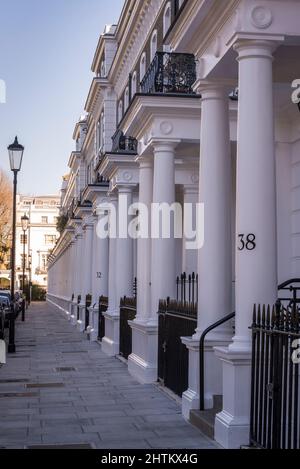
[0,0,124,196]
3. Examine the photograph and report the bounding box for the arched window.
[163,2,171,37]
[99,112,104,151]
[140,52,147,80]
[100,60,106,77]
[124,87,129,110]
[150,30,158,62]
[132,71,137,96]
[118,100,123,124]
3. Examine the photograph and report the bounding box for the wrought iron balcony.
[111,130,138,154]
[140,52,196,95]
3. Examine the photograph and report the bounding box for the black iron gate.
[119,297,136,360]
[76,295,81,321]
[85,294,92,330]
[250,301,300,449]
[158,299,197,397]
[98,296,108,342]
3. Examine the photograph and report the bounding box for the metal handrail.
[278,278,300,306]
[199,312,235,411]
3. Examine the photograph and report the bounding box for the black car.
[0,295,11,336]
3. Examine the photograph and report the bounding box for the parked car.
[0,295,11,331]
[0,290,24,316]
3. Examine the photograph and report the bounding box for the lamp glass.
[8,137,24,172]
[21,214,29,232]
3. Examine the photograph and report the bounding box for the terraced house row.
[47,0,300,449]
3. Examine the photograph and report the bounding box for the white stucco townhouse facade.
[47,0,300,449]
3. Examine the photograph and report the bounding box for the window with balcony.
[118,100,123,124]
[163,2,172,37]
[150,30,158,62]
[140,52,147,80]
[140,51,196,95]
[132,71,137,96]
[100,59,106,78]
[124,87,129,110]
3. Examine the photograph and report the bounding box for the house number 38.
[238,234,256,251]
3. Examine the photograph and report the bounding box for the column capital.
[117,184,135,194]
[137,155,153,169]
[233,37,283,61]
[82,214,95,229]
[151,139,180,153]
[183,184,198,196]
[194,78,236,98]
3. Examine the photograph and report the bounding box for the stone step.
[190,395,223,440]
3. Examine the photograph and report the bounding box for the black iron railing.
[140,52,196,95]
[158,298,197,397]
[76,295,81,321]
[133,277,137,299]
[111,130,138,154]
[278,278,300,307]
[119,297,137,360]
[85,294,92,331]
[98,296,108,342]
[250,301,300,449]
[176,272,198,305]
[199,312,235,411]
[250,279,300,449]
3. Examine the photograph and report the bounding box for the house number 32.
[238,234,256,251]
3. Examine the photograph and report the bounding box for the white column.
[128,156,156,383]
[215,39,279,449]
[71,226,83,326]
[150,141,177,314]
[182,81,233,418]
[182,185,198,274]
[89,208,109,341]
[68,238,76,319]
[78,216,94,332]
[102,195,119,356]
[116,186,134,299]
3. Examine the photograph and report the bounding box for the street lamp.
[28,250,32,306]
[8,136,24,353]
[21,213,29,321]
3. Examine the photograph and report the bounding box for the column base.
[77,304,86,333]
[214,346,252,449]
[128,320,158,384]
[181,335,232,420]
[70,301,79,326]
[86,307,99,342]
[101,309,120,357]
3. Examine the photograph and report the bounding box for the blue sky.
[0,0,124,195]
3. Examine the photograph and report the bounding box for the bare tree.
[0,170,12,269]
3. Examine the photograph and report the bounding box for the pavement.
[0,302,217,449]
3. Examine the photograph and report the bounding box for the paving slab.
[0,302,218,450]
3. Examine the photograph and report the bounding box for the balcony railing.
[111,130,138,154]
[140,52,196,95]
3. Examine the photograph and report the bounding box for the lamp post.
[21,214,29,321]
[28,250,32,306]
[8,136,24,353]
